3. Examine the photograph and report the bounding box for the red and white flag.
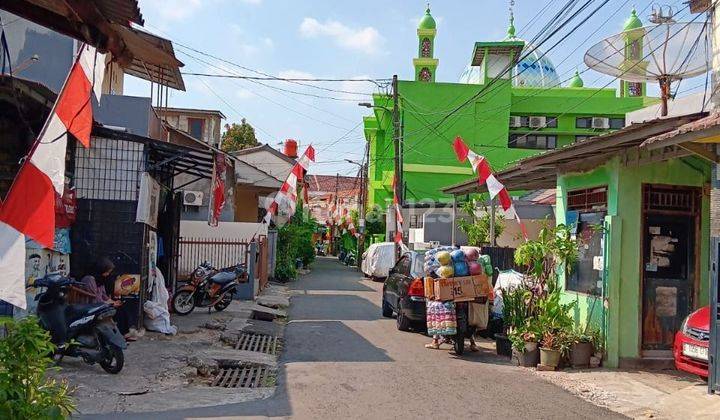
[264,146,315,224]
[208,152,228,227]
[0,45,105,309]
[453,136,528,240]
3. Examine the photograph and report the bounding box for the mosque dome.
[458,40,561,88]
[568,70,584,87]
[459,16,560,87]
[418,7,436,30]
[623,8,643,31]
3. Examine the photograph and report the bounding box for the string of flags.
[263,145,316,223]
[452,136,528,240]
[0,45,105,309]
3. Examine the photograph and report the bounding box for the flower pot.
[512,347,540,367]
[539,347,561,368]
[524,341,538,352]
[495,333,512,357]
[570,341,594,368]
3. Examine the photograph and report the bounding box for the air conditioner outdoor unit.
[183,190,204,206]
[528,116,547,128]
[591,117,610,129]
[509,116,522,128]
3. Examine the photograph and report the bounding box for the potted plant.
[540,329,569,369]
[510,325,540,367]
[569,329,595,368]
[498,286,533,358]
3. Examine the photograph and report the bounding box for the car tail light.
[408,278,424,297]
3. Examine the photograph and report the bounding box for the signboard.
[426,275,492,302]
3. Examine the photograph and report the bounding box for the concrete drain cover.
[234,332,282,355]
[211,363,276,388]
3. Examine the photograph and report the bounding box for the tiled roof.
[308,175,360,193]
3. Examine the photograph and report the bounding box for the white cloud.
[146,0,202,23]
[235,88,254,99]
[240,0,263,3]
[299,17,384,55]
[278,69,314,80]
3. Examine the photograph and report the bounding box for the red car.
[673,306,710,378]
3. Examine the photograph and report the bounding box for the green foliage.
[456,199,504,246]
[536,288,576,354]
[0,317,74,419]
[513,223,579,289]
[364,207,386,236]
[274,213,317,281]
[221,119,259,153]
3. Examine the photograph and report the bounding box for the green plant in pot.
[568,328,595,368]
[498,285,534,357]
[539,329,570,368]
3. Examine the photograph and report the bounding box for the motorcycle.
[32,273,127,374]
[171,261,247,316]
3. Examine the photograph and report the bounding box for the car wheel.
[381,290,393,318]
[396,301,411,332]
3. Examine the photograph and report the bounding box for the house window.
[508,134,557,150]
[567,186,608,212]
[567,211,605,295]
[409,214,423,229]
[546,117,558,128]
[576,117,592,129]
[188,118,205,140]
[609,118,625,129]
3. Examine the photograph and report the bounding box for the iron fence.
[177,237,249,280]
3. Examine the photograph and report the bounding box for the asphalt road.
[116,257,625,419]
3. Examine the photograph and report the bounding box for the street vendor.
[79,256,140,341]
[423,248,481,352]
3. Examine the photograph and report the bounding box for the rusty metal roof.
[442,113,707,195]
[642,112,720,149]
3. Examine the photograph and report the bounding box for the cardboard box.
[423,277,435,300]
[433,274,491,302]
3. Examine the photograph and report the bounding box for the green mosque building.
[362,7,655,210]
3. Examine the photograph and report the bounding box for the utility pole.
[392,74,402,260]
[333,172,339,255]
[708,0,720,394]
[357,143,368,269]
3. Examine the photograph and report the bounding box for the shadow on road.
[289,294,382,321]
[283,320,393,363]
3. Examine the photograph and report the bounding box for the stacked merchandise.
[424,246,494,336]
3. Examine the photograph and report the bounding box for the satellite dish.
[584,20,709,116]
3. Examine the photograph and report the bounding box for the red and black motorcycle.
[171,261,247,315]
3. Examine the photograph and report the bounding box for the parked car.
[381,251,426,332]
[361,242,397,280]
[673,306,710,378]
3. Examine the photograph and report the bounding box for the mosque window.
[419,67,432,82]
[627,82,643,97]
[509,134,557,150]
[609,118,625,129]
[421,38,432,57]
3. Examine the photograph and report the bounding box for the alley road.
[119,257,624,419]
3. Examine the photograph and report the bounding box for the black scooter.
[32,273,127,374]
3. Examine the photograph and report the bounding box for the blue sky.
[124,0,702,176]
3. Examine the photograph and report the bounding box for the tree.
[456,198,504,246]
[221,119,259,153]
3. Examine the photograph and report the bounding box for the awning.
[442,113,707,196]
[641,113,720,163]
[93,125,214,183]
[1,0,184,90]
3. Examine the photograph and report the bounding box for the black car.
[381,251,427,332]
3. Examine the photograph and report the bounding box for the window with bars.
[74,137,144,201]
[567,186,608,212]
[409,214,423,229]
[643,185,700,214]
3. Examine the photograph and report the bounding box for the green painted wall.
[557,156,711,367]
[363,80,651,211]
